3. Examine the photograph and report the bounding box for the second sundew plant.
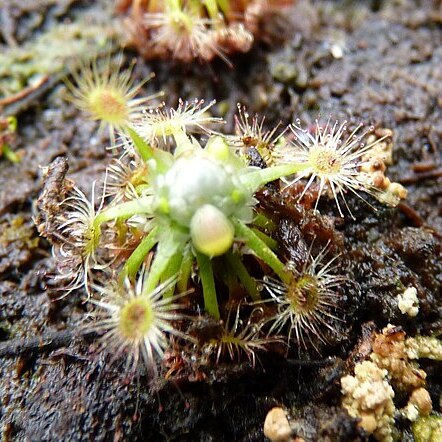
[118,0,291,63]
[45,59,409,374]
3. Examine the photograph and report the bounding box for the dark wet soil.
[0,0,441,441]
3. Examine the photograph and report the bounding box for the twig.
[0,75,50,106]
[411,161,438,173]
[399,168,442,185]
[0,329,96,358]
[286,357,335,367]
[0,7,18,48]
[1,45,120,115]
[397,202,425,227]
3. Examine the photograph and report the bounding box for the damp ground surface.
[0,1,441,441]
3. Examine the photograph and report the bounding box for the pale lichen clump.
[341,360,395,442]
[361,128,394,166]
[405,336,442,361]
[397,286,419,317]
[355,128,407,205]
[371,328,437,423]
[341,325,441,440]
[263,407,293,442]
[402,388,433,422]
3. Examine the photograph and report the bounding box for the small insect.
[233,104,286,167]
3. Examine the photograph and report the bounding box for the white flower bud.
[154,154,251,227]
[190,204,234,257]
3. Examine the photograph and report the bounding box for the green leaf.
[143,232,184,295]
[94,196,153,226]
[240,163,307,193]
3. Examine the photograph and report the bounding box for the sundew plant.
[118,0,292,63]
[39,59,408,374]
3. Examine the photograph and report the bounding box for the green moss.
[412,415,442,442]
[0,116,19,162]
[0,22,117,97]
[0,216,39,250]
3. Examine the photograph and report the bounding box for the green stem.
[241,163,309,193]
[121,227,158,280]
[253,212,277,231]
[173,128,196,157]
[2,144,20,163]
[251,228,278,250]
[232,219,289,283]
[94,197,152,226]
[222,258,237,297]
[144,234,183,295]
[195,251,220,319]
[214,0,229,16]
[203,0,220,21]
[177,245,193,292]
[226,251,260,301]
